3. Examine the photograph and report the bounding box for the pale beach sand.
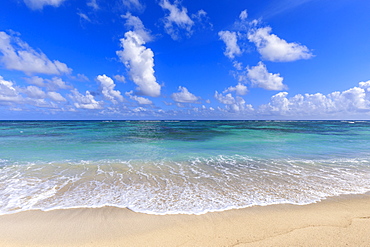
[0,194,369,247]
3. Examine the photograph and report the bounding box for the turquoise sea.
[1,120,370,215]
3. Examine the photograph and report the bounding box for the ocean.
[1,120,370,215]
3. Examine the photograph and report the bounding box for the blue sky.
[0,0,369,120]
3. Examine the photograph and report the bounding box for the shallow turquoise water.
[1,120,370,214]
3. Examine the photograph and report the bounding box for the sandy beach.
[0,194,369,247]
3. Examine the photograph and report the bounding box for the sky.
[0,0,370,120]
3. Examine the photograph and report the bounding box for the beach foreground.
[0,194,369,247]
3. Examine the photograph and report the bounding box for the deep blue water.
[1,120,370,214]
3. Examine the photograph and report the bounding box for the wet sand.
[0,194,369,247]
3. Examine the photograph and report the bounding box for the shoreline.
[0,193,370,246]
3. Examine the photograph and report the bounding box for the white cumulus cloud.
[239,10,248,20]
[24,76,46,87]
[0,76,22,103]
[24,76,71,91]
[47,91,66,102]
[218,31,242,59]
[258,80,370,117]
[77,12,92,22]
[122,0,144,11]
[223,83,248,95]
[24,85,46,99]
[74,73,89,82]
[171,86,199,103]
[126,91,152,105]
[122,12,152,42]
[159,0,194,40]
[96,74,124,104]
[116,31,161,97]
[47,77,71,90]
[248,26,313,62]
[214,91,236,105]
[132,106,147,112]
[0,31,72,75]
[114,75,126,83]
[191,9,212,29]
[247,62,286,90]
[214,91,253,113]
[87,0,99,10]
[23,0,66,10]
[69,89,102,110]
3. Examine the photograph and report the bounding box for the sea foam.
[1,156,370,215]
